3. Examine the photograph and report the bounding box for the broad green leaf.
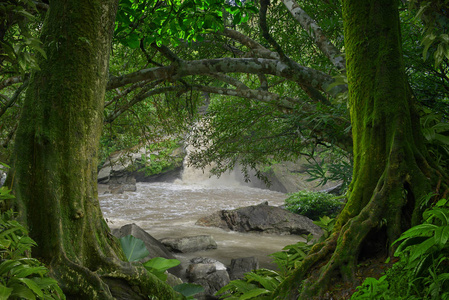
[409,237,438,262]
[240,288,271,299]
[395,236,429,256]
[16,278,44,298]
[0,260,21,276]
[0,284,13,300]
[142,257,180,272]
[119,235,149,262]
[8,282,36,300]
[245,273,278,291]
[434,225,449,246]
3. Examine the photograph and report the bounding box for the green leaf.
[409,237,437,262]
[434,225,449,247]
[142,257,180,272]
[8,282,36,300]
[0,260,21,276]
[240,288,271,299]
[173,283,204,297]
[16,278,44,298]
[0,284,13,300]
[119,235,149,262]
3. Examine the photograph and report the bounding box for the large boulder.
[196,202,323,237]
[111,223,183,276]
[160,235,218,253]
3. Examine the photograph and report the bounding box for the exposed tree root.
[49,249,179,300]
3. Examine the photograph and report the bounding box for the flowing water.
[98,169,304,270]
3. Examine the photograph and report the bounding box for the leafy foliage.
[352,197,449,299]
[284,191,344,220]
[0,0,46,74]
[119,235,204,299]
[0,210,65,300]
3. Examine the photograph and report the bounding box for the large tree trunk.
[10,1,177,299]
[274,0,445,298]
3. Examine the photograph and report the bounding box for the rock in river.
[196,202,323,238]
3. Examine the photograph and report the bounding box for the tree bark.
[10,1,177,299]
[273,0,445,298]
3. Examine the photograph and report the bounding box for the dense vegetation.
[0,0,448,298]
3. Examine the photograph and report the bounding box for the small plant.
[216,268,282,300]
[0,210,65,300]
[284,191,344,220]
[119,234,204,299]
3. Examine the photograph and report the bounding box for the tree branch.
[281,0,345,70]
[107,58,346,97]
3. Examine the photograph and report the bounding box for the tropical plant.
[119,234,204,299]
[352,197,449,299]
[0,210,65,300]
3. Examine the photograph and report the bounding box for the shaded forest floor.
[313,256,397,299]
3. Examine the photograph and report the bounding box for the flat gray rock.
[196,202,323,238]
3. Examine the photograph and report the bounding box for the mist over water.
[99,157,304,269]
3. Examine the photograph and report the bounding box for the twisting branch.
[220,28,280,60]
[281,0,345,70]
[107,58,346,97]
[259,0,289,62]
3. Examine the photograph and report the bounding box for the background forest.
[0,0,448,299]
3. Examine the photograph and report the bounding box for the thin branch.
[0,79,29,119]
[281,0,345,70]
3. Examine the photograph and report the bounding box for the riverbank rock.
[98,144,185,184]
[160,235,218,253]
[229,257,259,280]
[187,257,229,300]
[196,202,323,237]
[111,223,183,276]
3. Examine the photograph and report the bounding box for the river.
[98,173,304,270]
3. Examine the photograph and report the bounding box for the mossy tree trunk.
[274,0,445,298]
[10,1,177,299]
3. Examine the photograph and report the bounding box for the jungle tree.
[8,0,177,298]
[273,0,447,298]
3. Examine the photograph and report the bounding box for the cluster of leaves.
[119,234,204,299]
[115,0,257,48]
[0,209,65,299]
[0,0,46,74]
[283,190,345,220]
[304,147,352,193]
[409,0,449,68]
[216,216,335,299]
[352,197,449,299]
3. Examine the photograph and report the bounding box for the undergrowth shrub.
[0,209,65,299]
[284,191,344,220]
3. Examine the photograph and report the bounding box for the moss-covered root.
[50,253,180,300]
